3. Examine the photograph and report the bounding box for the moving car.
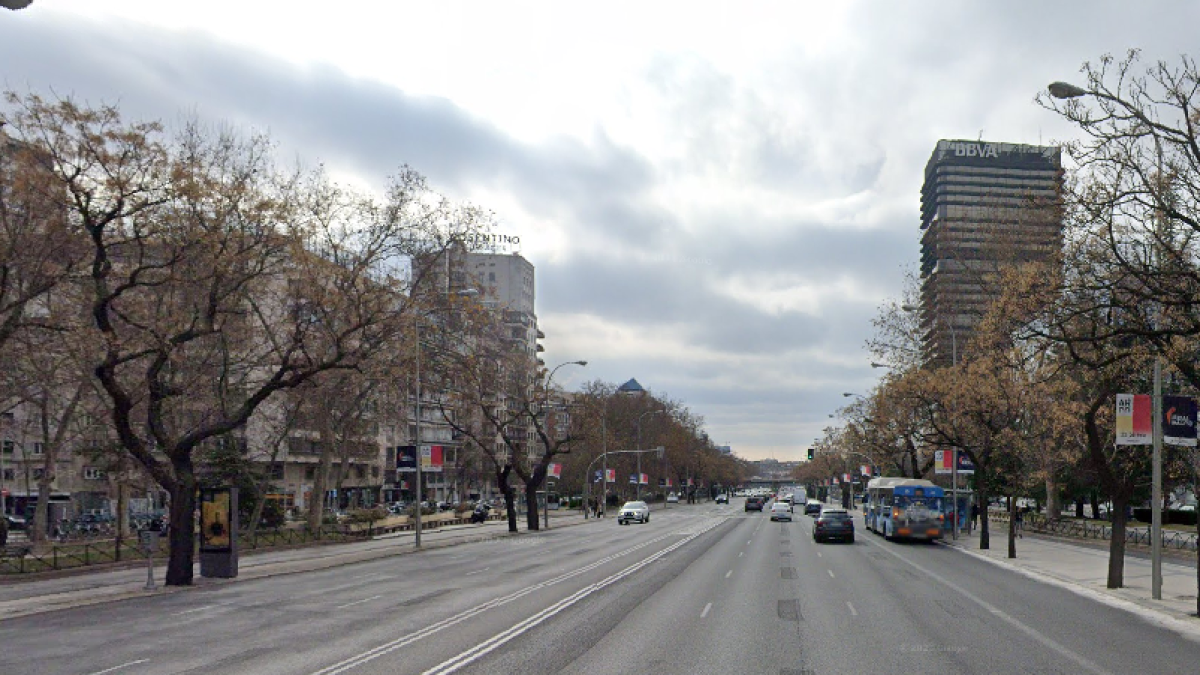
[618,501,650,525]
[813,508,854,543]
[715,493,728,504]
[769,502,793,522]
[804,499,823,516]
[745,496,765,512]
[666,492,680,503]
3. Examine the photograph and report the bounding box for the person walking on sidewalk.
[1015,506,1024,538]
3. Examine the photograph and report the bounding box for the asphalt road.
[3,498,1200,675]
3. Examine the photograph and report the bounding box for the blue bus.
[864,477,944,541]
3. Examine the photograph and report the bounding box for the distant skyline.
[2,2,1198,460]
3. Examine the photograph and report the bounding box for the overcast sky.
[2,2,1196,461]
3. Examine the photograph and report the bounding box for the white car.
[666,492,680,503]
[618,501,650,525]
[769,502,793,522]
[715,493,729,504]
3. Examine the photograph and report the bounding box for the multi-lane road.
[3,498,1200,675]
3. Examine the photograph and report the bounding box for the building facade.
[918,140,1063,366]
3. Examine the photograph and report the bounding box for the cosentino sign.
[933,139,1060,168]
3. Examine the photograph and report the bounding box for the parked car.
[769,502,793,522]
[618,501,650,525]
[813,508,854,543]
[804,499,823,516]
[4,513,26,531]
[744,496,765,512]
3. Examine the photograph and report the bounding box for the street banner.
[832,477,839,485]
[605,469,616,483]
[1116,394,1152,445]
[629,474,638,484]
[396,445,417,473]
[955,452,976,474]
[843,473,850,483]
[666,478,672,487]
[935,449,952,474]
[593,470,602,483]
[420,445,444,472]
[639,473,648,485]
[658,478,666,487]
[1163,395,1198,447]
[861,465,871,477]
[548,463,562,479]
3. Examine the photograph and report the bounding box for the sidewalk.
[0,509,591,622]
[942,523,1200,630]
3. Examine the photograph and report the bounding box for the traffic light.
[807,447,814,460]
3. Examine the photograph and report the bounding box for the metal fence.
[988,509,1199,551]
[0,526,356,575]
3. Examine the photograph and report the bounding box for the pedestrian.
[970,502,980,529]
[1015,506,1024,538]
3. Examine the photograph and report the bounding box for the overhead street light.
[1048,81,1088,99]
[1,1,34,9]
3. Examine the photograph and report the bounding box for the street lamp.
[1049,76,1167,599]
[540,360,586,529]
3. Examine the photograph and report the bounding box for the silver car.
[618,500,650,525]
[769,502,793,522]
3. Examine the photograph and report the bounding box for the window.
[1,468,13,481]
[304,466,316,480]
[1,440,12,454]
[30,442,43,456]
[31,468,44,480]
[268,464,285,480]
[371,465,380,478]
[83,467,105,480]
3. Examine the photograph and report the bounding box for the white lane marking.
[351,572,387,581]
[86,661,150,675]
[310,518,727,675]
[816,552,822,558]
[172,605,218,616]
[725,570,733,578]
[747,540,752,545]
[421,530,710,675]
[847,601,858,616]
[828,569,835,578]
[739,551,744,557]
[464,567,490,576]
[701,602,712,618]
[868,538,1114,675]
[336,594,384,610]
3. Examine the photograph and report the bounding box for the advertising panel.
[1115,394,1152,445]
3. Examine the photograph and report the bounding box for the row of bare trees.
[824,52,1200,611]
[0,91,492,585]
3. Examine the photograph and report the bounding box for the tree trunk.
[1075,498,1085,518]
[1090,491,1101,520]
[496,465,518,533]
[525,489,540,531]
[978,484,990,550]
[1046,477,1061,520]
[1107,495,1129,589]
[165,463,197,586]
[1007,494,1017,559]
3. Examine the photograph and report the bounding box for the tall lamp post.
[1050,78,1168,599]
[540,360,587,529]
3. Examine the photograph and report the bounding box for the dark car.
[813,508,854,543]
[745,496,765,512]
[804,499,823,516]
